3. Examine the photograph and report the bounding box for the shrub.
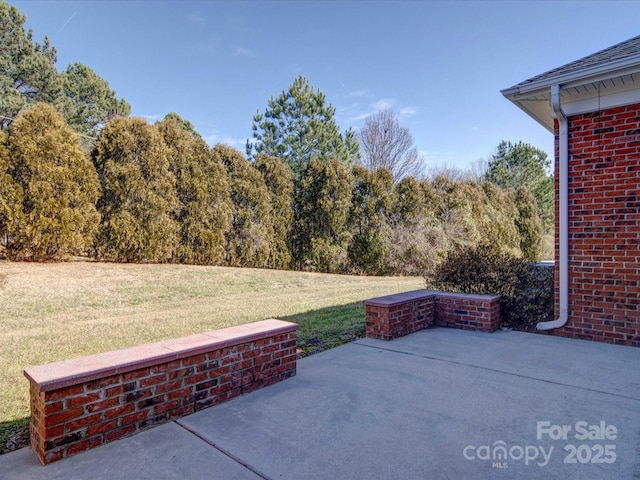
[425,243,553,330]
[5,103,100,260]
[215,144,274,268]
[92,117,180,263]
[255,154,294,270]
[157,115,231,265]
[292,158,352,273]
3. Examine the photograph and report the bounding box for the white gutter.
[537,84,569,330]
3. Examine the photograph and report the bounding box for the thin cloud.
[372,98,395,110]
[140,114,162,123]
[345,89,373,99]
[344,98,399,123]
[203,132,244,149]
[400,106,417,116]
[340,94,416,125]
[187,13,206,25]
[350,112,373,122]
[232,45,256,57]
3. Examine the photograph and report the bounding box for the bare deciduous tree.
[357,109,424,181]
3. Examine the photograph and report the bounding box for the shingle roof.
[512,35,640,89]
[502,35,640,132]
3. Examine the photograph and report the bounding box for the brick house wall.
[554,105,640,346]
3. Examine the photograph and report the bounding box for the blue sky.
[10,0,640,171]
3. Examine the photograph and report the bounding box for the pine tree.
[59,62,130,138]
[93,117,179,263]
[485,140,553,232]
[0,2,60,129]
[247,75,359,181]
[6,102,99,260]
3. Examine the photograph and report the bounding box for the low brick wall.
[24,319,298,465]
[364,290,435,340]
[433,292,501,332]
[365,289,500,340]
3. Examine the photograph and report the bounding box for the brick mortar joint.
[25,321,299,393]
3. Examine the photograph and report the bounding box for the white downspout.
[537,84,569,330]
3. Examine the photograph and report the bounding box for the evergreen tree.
[485,140,553,232]
[0,128,23,257]
[432,176,483,250]
[214,144,274,268]
[0,1,60,129]
[59,62,130,138]
[247,75,359,180]
[348,166,395,274]
[6,103,99,260]
[387,176,446,276]
[157,114,232,265]
[293,158,353,273]
[93,117,180,263]
[254,153,294,270]
[432,177,523,256]
[162,112,199,136]
[514,186,543,261]
[478,181,521,256]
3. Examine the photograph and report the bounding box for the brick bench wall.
[364,290,435,340]
[365,289,500,340]
[433,291,501,332]
[23,319,298,465]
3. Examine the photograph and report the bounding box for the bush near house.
[425,243,553,330]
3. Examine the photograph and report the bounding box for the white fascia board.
[561,81,640,117]
[503,62,640,131]
[508,54,640,96]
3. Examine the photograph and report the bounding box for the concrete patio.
[1,327,639,479]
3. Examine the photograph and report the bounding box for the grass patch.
[283,302,367,356]
[0,260,422,454]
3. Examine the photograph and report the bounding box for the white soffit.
[502,36,640,132]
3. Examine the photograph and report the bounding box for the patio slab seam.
[353,341,640,402]
[174,418,271,480]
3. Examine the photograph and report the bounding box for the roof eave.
[507,97,554,133]
[503,53,640,97]
[502,53,640,134]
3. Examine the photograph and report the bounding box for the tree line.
[0,1,550,274]
[0,102,543,274]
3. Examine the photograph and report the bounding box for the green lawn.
[0,260,423,453]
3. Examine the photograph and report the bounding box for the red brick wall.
[365,290,500,340]
[433,292,501,332]
[24,320,298,465]
[365,291,435,340]
[554,105,640,346]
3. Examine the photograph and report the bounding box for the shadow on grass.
[280,301,366,357]
[0,301,368,455]
[0,417,30,455]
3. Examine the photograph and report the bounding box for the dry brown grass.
[0,260,422,427]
